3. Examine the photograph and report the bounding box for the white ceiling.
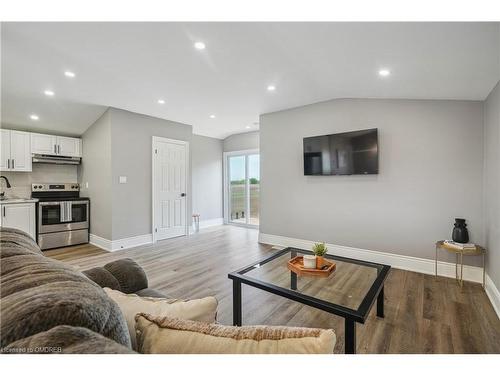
[1,22,499,139]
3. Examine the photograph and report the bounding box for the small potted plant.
[312,242,328,268]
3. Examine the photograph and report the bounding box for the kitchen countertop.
[0,198,38,204]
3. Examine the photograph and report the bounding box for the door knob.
[181,193,186,197]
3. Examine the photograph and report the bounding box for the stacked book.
[443,240,476,250]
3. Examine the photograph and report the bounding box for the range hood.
[32,154,81,165]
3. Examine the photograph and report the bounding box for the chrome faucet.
[0,175,12,200]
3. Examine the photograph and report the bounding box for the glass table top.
[238,248,385,311]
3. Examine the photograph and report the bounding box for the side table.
[435,240,486,288]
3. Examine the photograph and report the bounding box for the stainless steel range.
[31,183,89,250]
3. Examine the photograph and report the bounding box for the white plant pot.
[303,255,317,269]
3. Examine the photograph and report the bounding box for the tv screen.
[303,128,378,175]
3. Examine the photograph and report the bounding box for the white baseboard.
[485,274,500,319]
[89,234,112,251]
[259,232,484,283]
[90,233,153,252]
[111,233,153,251]
[189,217,224,234]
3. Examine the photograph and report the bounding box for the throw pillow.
[135,314,336,354]
[104,288,218,350]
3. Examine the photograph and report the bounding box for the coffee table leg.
[290,250,297,290]
[291,272,297,290]
[345,319,356,354]
[233,279,242,326]
[377,286,384,318]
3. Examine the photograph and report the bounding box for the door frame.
[223,148,259,228]
[152,136,190,243]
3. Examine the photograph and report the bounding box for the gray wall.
[484,81,500,289]
[223,131,259,152]
[109,108,193,240]
[79,108,193,241]
[79,111,112,239]
[260,99,484,264]
[192,134,223,221]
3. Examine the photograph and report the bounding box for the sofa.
[0,227,135,353]
[1,227,336,354]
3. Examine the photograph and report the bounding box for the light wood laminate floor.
[45,225,500,354]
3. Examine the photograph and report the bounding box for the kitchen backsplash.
[0,164,78,198]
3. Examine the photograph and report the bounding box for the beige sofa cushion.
[135,314,336,354]
[104,288,217,349]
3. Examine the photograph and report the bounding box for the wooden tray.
[287,256,336,277]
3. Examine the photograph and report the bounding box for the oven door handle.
[39,201,62,206]
[66,201,72,222]
[60,202,66,222]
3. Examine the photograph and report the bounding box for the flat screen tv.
[303,128,378,175]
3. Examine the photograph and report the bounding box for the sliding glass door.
[248,154,260,226]
[229,155,247,224]
[225,151,260,227]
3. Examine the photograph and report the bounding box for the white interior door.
[153,137,188,241]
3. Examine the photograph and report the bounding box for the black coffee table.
[228,247,390,354]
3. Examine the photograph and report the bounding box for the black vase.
[452,218,469,243]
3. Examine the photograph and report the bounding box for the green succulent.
[312,242,328,256]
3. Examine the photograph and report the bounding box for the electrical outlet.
[119,176,127,184]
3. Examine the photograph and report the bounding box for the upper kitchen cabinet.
[57,136,81,157]
[31,133,57,155]
[0,130,32,172]
[31,133,81,157]
[0,129,10,170]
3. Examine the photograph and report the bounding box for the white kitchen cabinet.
[31,133,81,157]
[31,133,57,155]
[0,202,36,240]
[57,136,81,157]
[0,130,32,172]
[10,131,32,171]
[0,129,10,170]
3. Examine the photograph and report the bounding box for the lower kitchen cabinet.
[0,202,36,240]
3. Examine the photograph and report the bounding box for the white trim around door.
[223,149,259,228]
[152,136,189,243]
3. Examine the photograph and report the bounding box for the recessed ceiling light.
[378,69,391,77]
[267,85,276,92]
[209,114,216,119]
[194,42,206,50]
[245,126,251,129]
[64,71,75,78]
[30,114,39,121]
[44,90,55,96]
[157,99,165,104]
